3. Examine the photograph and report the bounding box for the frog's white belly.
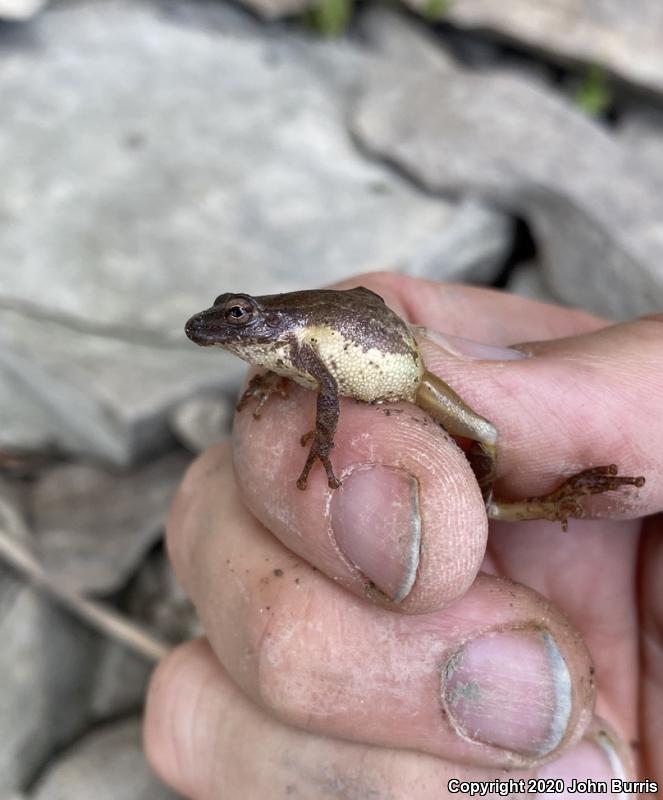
[221,331,423,402]
[221,340,317,390]
[301,326,423,402]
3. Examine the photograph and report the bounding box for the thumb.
[418,315,662,520]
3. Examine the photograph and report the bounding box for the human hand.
[145,273,662,798]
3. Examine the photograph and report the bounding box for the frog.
[185,286,645,528]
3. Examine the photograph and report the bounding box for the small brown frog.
[185,287,644,528]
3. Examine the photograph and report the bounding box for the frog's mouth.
[185,311,268,348]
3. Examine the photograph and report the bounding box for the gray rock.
[0,477,31,619]
[89,641,154,720]
[31,453,190,594]
[0,480,168,787]
[404,197,513,284]
[506,262,560,306]
[356,4,456,73]
[30,719,180,800]
[0,477,31,545]
[620,108,663,179]
[353,67,663,318]
[0,588,98,792]
[359,3,551,87]
[0,0,44,20]
[0,0,505,324]
[169,394,234,454]
[128,548,201,643]
[0,0,510,464]
[403,0,663,98]
[238,0,308,19]
[0,306,242,466]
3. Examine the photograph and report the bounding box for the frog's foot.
[487,465,646,531]
[237,372,289,419]
[297,430,341,491]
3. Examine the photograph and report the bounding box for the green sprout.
[420,0,452,21]
[307,0,353,37]
[575,64,612,117]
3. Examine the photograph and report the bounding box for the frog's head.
[185,293,291,348]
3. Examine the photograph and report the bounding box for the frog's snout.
[185,313,210,345]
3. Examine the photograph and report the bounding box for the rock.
[360,4,551,88]
[0,0,45,20]
[0,476,31,545]
[31,452,190,594]
[89,641,154,720]
[0,588,98,792]
[0,307,243,466]
[402,0,663,98]
[0,0,510,464]
[30,719,180,800]
[169,394,234,454]
[506,262,560,306]
[238,0,308,19]
[229,0,663,98]
[0,0,508,322]
[620,108,663,178]
[128,547,201,643]
[0,476,32,624]
[404,197,513,284]
[356,4,456,72]
[352,67,663,318]
[0,480,167,787]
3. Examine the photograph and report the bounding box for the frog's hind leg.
[487,466,645,531]
[415,370,498,503]
[237,372,290,419]
[416,371,645,530]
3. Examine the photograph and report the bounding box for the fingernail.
[442,628,572,757]
[330,465,421,603]
[420,328,527,361]
[536,725,632,797]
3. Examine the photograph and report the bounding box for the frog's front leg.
[415,370,645,530]
[291,344,341,491]
[237,372,289,419]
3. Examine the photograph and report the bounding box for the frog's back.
[291,287,424,402]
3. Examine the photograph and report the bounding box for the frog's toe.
[237,372,290,418]
[558,464,646,495]
[296,432,341,490]
[300,430,315,447]
[322,460,342,489]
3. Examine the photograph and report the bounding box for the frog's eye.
[223,296,255,325]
